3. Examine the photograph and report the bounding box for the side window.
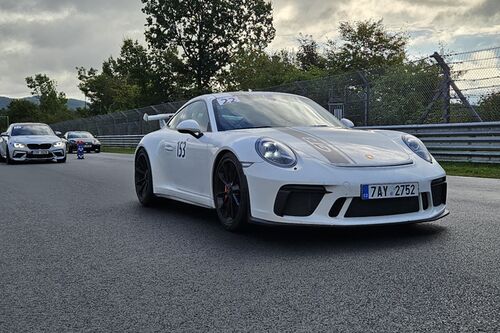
[167,101,211,132]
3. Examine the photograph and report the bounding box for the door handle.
[164,144,174,151]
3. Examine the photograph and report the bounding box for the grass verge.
[101,147,136,154]
[439,161,500,179]
[99,147,500,179]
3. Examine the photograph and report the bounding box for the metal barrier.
[97,135,144,148]
[98,121,500,163]
[360,121,500,163]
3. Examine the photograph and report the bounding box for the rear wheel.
[213,153,250,231]
[135,149,157,206]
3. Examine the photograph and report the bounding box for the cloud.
[0,0,498,99]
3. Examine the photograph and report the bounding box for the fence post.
[431,52,483,123]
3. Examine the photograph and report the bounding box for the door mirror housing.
[55,131,62,137]
[340,118,354,128]
[1,132,8,138]
[177,119,203,138]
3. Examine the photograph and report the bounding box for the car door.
[167,100,212,197]
[162,100,213,200]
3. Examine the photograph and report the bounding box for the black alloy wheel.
[214,153,249,231]
[135,149,157,206]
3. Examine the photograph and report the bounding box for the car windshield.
[68,132,94,139]
[212,93,344,131]
[11,124,54,136]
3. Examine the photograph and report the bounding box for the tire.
[0,151,4,163]
[95,148,100,153]
[5,148,14,165]
[213,152,250,231]
[135,149,157,206]
[68,147,73,154]
[57,156,67,163]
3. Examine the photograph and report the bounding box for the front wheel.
[213,153,250,231]
[5,148,14,165]
[135,149,157,206]
[57,156,67,163]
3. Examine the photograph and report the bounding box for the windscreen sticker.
[216,96,240,106]
[13,126,22,129]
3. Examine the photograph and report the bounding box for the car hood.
[68,138,95,144]
[254,126,412,167]
[11,135,61,144]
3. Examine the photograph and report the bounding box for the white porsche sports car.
[135,92,448,230]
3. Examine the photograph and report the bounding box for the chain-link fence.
[52,101,185,135]
[51,47,500,134]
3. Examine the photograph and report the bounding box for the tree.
[327,19,407,72]
[4,99,41,124]
[369,61,441,125]
[296,34,325,71]
[477,91,500,121]
[224,50,319,91]
[77,60,141,115]
[142,0,275,92]
[25,74,74,123]
[77,39,184,114]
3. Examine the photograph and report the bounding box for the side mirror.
[1,132,8,137]
[177,119,203,138]
[340,118,354,128]
[55,131,62,137]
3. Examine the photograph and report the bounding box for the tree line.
[1,0,498,129]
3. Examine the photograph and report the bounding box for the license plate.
[85,145,92,148]
[361,183,418,200]
[32,150,48,155]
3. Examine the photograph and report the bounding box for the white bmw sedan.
[0,123,66,164]
[135,92,448,230]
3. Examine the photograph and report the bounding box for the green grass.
[101,146,136,154]
[99,147,500,179]
[440,161,500,179]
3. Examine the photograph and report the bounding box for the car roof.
[11,122,49,126]
[196,91,301,101]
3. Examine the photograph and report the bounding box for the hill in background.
[0,96,86,110]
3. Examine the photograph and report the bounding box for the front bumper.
[11,147,66,162]
[69,143,101,151]
[243,158,449,226]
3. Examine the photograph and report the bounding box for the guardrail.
[98,121,500,163]
[360,121,500,163]
[97,135,144,148]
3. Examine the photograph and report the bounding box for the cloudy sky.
[1,0,499,99]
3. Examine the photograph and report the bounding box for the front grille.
[345,196,420,218]
[431,177,447,206]
[274,185,327,217]
[27,143,51,149]
[26,152,53,159]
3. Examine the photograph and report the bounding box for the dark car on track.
[64,131,101,153]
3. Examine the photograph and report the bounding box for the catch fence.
[51,46,500,134]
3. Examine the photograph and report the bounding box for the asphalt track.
[0,153,499,332]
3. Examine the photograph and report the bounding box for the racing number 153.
[177,141,186,158]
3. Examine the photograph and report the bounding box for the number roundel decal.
[177,141,186,158]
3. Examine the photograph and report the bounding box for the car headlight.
[402,134,432,163]
[53,141,64,148]
[94,140,100,145]
[256,138,297,167]
[69,139,76,144]
[13,143,25,148]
